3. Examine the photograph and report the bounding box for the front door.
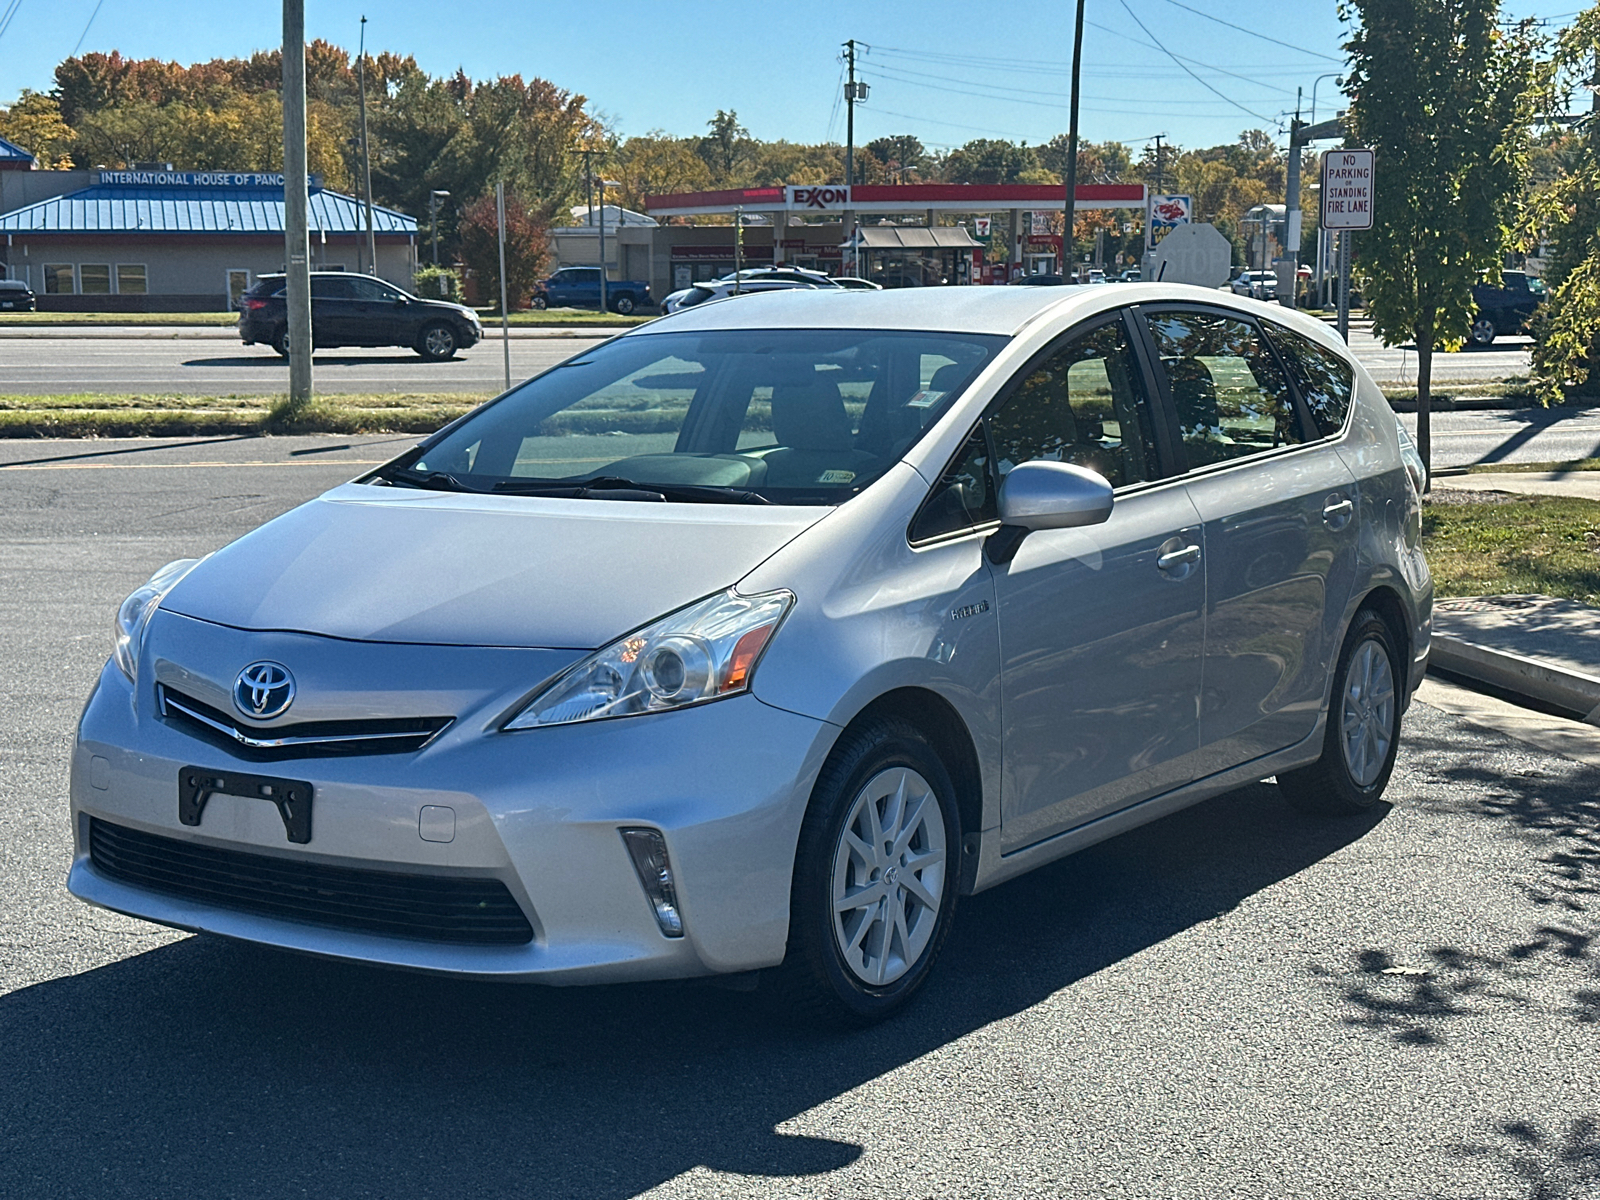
[1140,306,1361,775]
[345,275,407,345]
[990,314,1207,852]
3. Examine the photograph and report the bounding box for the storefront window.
[42,264,74,294]
[80,264,112,294]
[117,264,148,295]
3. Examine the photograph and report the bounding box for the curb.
[1386,397,1534,412]
[1429,633,1600,725]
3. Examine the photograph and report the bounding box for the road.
[2,436,1598,1199]
[1397,405,1600,469]
[0,329,601,395]
[0,323,1532,396]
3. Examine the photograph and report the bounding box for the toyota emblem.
[233,661,296,720]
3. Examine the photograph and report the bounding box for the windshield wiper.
[491,475,769,504]
[370,463,482,492]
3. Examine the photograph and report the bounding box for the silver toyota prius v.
[69,285,1432,1023]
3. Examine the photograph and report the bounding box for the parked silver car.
[662,267,842,313]
[69,285,1431,1023]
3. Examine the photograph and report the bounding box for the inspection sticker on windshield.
[817,469,856,484]
[907,389,945,408]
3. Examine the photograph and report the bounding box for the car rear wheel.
[1277,609,1402,815]
[271,325,290,358]
[1469,316,1497,346]
[416,322,458,361]
[775,716,960,1025]
[530,294,548,310]
[612,295,635,315]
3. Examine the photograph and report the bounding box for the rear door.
[308,275,354,345]
[1136,305,1360,775]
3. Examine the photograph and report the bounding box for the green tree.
[943,138,1034,185]
[0,91,75,167]
[697,110,750,183]
[866,134,925,181]
[1529,9,1600,400]
[1343,0,1539,477]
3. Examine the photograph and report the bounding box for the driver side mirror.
[986,460,1114,564]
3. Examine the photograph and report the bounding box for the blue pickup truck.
[530,267,652,314]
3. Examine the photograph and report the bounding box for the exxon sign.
[786,185,852,210]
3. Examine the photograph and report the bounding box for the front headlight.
[112,557,204,683]
[504,588,794,730]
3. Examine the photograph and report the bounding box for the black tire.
[1278,609,1403,815]
[271,325,290,358]
[1469,315,1498,346]
[416,321,458,361]
[773,716,961,1026]
[530,294,548,310]
[612,294,636,315]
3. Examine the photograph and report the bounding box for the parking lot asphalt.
[3,439,1598,1199]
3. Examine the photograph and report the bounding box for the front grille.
[89,818,534,946]
[158,685,452,761]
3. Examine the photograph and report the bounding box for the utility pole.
[282,0,311,409]
[429,189,449,271]
[1152,134,1164,194]
[580,147,595,223]
[598,178,611,313]
[1061,0,1086,278]
[496,180,510,391]
[843,40,868,276]
[357,16,377,277]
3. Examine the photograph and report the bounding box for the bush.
[414,265,462,300]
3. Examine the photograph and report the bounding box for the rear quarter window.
[1267,323,1355,438]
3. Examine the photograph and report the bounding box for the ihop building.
[0,153,418,311]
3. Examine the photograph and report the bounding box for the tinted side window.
[311,276,352,299]
[911,428,995,542]
[988,319,1158,490]
[1268,324,1354,438]
[1146,310,1303,470]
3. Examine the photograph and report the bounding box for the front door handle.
[1323,496,1355,526]
[1157,544,1201,571]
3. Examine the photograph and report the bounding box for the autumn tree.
[456,191,548,312]
[1344,0,1539,477]
[0,91,76,167]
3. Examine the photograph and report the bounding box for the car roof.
[631,282,1252,337]
[0,279,29,288]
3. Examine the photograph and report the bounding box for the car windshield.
[399,328,1006,504]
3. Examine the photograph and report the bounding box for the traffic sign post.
[1322,149,1374,342]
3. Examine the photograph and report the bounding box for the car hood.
[161,483,829,649]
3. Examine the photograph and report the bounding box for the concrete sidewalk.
[1433,470,1600,500]
[1430,594,1600,725]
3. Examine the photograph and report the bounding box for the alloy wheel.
[1339,637,1396,788]
[1470,317,1496,345]
[830,766,947,986]
[423,326,455,358]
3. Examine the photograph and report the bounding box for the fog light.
[620,827,684,938]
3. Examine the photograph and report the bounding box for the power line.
[873,43,1318,79]
[71,0,105,56]
[1115,0,1278,125]
[1153,0,1343,62]
[866,58,1299,102]
[861,69,1265,120]
[0,0,25,45]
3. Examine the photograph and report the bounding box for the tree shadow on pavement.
[0,783,1382,1200]
[1440,1115,1600,1200]
[1312,717,1600,1049]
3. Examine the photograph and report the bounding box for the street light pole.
[429,189,450,272]
[281,0,312,408]
[597,179,620,313]
[357,15,377,277]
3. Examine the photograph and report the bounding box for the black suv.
[239,272,482,360]
[1469,270,1544,346]
[0,279,36,311]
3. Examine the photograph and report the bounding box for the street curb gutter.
[1429,633,1600,726]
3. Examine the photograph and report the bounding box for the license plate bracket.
[179,767,313,843]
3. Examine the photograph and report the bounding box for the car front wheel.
[776,716,960,1025]
[612,295,635,315]
[530,294,548,310]
[1278,609,1402,815]
[1469,315,1497,346]
[416,322,458,361]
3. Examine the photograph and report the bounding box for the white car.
[663,269,843,314]
[1231,270,1278,300]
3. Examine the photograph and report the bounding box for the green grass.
[494,309,653,327]
[0,311,240,326]
[1421,493,1600,605]
[1380,376,1538,405]
[0,392,484,437]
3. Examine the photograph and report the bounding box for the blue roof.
[0,184,417,235]
[0,136,36,164]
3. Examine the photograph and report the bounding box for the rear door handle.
[1323,497,1355,524]
[1157,544,1201,571]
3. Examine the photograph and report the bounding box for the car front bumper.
[69,657,837,984]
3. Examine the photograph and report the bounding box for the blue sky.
[1,0,1578,154]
